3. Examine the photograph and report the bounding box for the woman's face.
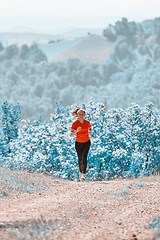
[77,110,86,120]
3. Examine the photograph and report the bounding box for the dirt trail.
[0,169,160,240]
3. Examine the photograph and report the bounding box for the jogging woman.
[70,108,92,181]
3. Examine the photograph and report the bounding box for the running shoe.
[80,173,86,181]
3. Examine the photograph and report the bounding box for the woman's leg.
[75,141,84,173]
[75,140,91,173]
[82,140,91,173]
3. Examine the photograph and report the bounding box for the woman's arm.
[70,127,82,136]
[88,127,92,135]
[70,129,77,136]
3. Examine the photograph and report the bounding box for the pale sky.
[1,0,160,16]
[0,0,160,32]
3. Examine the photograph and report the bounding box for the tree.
[1,101,21,144]
[0,42,4,52]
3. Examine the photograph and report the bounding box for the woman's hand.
[88,127,92,135]
[77,127,82,132]
[70,127,81,136]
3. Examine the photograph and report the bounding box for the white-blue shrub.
[1,100,159,181]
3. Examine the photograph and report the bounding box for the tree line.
[0,100,159,181]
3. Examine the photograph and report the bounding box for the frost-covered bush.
[0,44,19,61]
[0,42,4,52]
[101,59,119,82]
[1,101,21,144]
[18,44,30,60]
[29,43,47,63]
[138,44,152,57]
[103,24,117,42]
[0,130,8,160]
[0,100,159,181]
[110,36,135,63]
[103,18,143,45]
[153,44,160,61]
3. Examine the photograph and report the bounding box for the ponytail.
[72,108,80,117]
[72,108,86,117]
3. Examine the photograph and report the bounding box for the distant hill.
[0,32,113,64]
[58,27,103,37]
[51,35,113,63]
[0,32,59,46]
[38,34,113,63]
[0,27,104,46]
[38,37,85,61]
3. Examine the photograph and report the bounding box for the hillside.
[0,18,160,121]
[51,35,113,63]
[0,32,58,46]
[0,32,113,63]
[38,36,85,61]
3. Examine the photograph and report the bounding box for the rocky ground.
[0,168,160,240]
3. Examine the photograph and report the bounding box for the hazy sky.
[1,0,160,16]
[0,0,160,32]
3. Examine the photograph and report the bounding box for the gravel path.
[0,168,160,240]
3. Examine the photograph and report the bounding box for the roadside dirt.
[0,168,160,240]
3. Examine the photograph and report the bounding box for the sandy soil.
[0,168,160,240]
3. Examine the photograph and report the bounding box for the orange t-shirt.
[71,119,91,143]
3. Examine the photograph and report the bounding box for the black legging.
[75,140,91,174]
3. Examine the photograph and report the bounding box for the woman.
[70,108,92,181]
